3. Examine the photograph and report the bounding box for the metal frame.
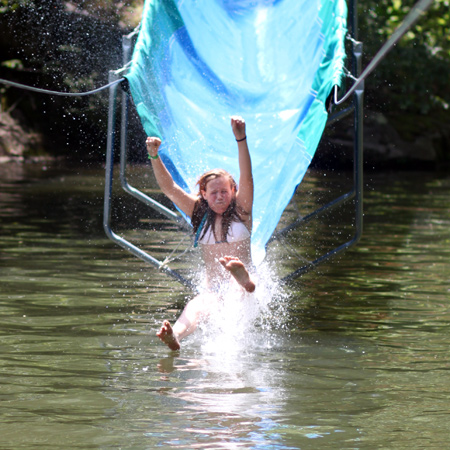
[103,30,194,289]
[274,0,364,282]
[103,0,363,287]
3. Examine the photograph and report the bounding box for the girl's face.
[201,176,234,215]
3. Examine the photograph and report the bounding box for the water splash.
[198,261,290,356]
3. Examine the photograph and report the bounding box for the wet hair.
[191,169,247,243]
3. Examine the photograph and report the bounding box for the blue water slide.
[126,0,347,263]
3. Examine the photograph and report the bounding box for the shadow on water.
[1,161,450,449]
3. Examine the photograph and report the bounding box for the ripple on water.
[1,165,450,449]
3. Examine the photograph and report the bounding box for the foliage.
[0,0,32,13]
[1,58,23,69]
[358,0,450,114]
[1,0,449,159]
[1,0,141,26]
[0,0,142,158]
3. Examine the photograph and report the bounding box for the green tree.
[358,0,450,113]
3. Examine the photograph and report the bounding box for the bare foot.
[219,256,256,293]
[156,320,181,350]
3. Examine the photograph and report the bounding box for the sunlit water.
[1,161,450,449]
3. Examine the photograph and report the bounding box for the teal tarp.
[126,0,347,262]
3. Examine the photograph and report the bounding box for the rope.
[0,77,125,97]
[1,0,432,103]
[160,232,194,268]
[335,0,434,105]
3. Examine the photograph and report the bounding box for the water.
[1,161,450,449]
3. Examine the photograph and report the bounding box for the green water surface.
[1,162,449,449]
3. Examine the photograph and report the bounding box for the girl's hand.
[231,116,246,141]
[146,137,161,158]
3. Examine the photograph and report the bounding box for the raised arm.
[146,137,197,217]
[231,116,254,220]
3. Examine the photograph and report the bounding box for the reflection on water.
[1,162,450,449]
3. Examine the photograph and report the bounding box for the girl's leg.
[156,321,180,351]
[157,294,211,350]
[219,256,255,293]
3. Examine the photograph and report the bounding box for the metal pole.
[281,0,364,283]
[103,71,119,242]
[103,71,194,289]
[118,37,186,224]
[353,34,364,244]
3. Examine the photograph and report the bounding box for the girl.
[147,116,255,350]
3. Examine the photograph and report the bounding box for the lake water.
[1,161,449,449]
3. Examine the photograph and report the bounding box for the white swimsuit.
[198,220,250,245]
